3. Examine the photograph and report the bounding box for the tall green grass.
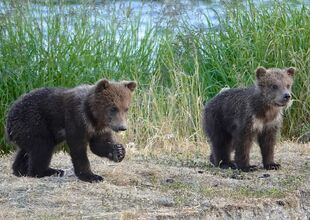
[0,1,309,154]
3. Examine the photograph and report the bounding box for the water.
[0,0,234,39]
[0,0,308,39]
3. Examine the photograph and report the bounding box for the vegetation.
[0,0,309,154]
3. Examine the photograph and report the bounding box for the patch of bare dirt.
[0,141,309,219]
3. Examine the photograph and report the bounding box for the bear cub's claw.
[109,144,125,162]
[238,165,258,172]
[78,173,103,183]
[219,162,237,170]
[54,169,64,177]
[41,168,64,177]
[264,163,281,170]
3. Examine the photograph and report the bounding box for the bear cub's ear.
[95,79,110,93]
[123,81,137,92]
[256,67,267,80]
[286,67,296,77]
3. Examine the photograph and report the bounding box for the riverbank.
[1,141,309,219]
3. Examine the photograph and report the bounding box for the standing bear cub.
[203,67,295,171]
[6,79,136,182]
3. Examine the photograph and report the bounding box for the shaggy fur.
[203,67,295,171]
[6,79,136,182]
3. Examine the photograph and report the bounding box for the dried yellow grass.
[0,141,309,219]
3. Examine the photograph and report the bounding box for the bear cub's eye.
[271,84,278,90]
[110,107,118,113]
[286,84,290,89]
[124,108,129,112]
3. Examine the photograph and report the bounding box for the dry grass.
[0,141,309,219]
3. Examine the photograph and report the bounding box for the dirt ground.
[0,141,309,220]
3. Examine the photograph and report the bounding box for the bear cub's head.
[90,79,137,132]
[255,67,295,107]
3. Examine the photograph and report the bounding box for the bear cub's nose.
[118,126,127,131]
[283,93,291,101]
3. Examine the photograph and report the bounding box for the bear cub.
[203,67,295,171]
[6,79,136,182]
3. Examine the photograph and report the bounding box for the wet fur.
[6,79,136,182]
[203,67,295,171]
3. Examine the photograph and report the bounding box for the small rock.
[201,200,214,209]
[166,178,174,183]
[231,173,244,180]
[198,170,204,174]
[259,173,270,178]
[157,198,174,207]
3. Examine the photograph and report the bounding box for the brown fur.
[6,79,137,182]
[203,67,295,171]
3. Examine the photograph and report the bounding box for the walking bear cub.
[203,67,295,171]
[6,79,136,182]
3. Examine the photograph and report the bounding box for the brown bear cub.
[6,79,136,182]
[203,67,295,171]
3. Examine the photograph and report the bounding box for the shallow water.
[1,1,308,30]
[0,0,308,38]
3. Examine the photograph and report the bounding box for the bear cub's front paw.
[108,144,126,162]
[219,161,237,170]
[78,173,103,183]
[238,165,258,172]
[264,163,281,170]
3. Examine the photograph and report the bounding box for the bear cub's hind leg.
[12,149,29,177]
[26,138,64,178]
[209,131,236,169]
[13,140,64,178]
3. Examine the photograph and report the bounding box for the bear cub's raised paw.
[108,144,126,162]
